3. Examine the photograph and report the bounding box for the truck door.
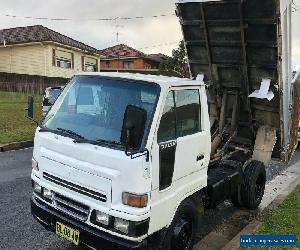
[172,89,209,181]
[156,88,209,188]
[149,87,210,234]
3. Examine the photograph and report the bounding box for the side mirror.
[26,96,34,120]
[121,105,147,150]
[25,96,38,126]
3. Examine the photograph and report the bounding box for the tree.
[159,40,190,78]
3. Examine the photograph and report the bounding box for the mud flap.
[252,126,277,167]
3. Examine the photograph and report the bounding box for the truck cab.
[30,72,211,249]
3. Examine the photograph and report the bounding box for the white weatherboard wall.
[0,43,100,78]
[0,47,12,73]
[0,44,46,76]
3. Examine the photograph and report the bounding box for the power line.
[2,13,176,22]
[138,41,181,51]
[1,12,181,52]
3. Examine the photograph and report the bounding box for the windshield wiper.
[74,138,121,147]
[73,138,94,144]
[40,127,120,147]
[56,128,85,139]
[95,139,121,145]
[39,127,53,133]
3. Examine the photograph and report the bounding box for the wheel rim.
[255,174,265,201]
[171,217,193,250]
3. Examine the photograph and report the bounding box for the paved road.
[0,148,79,250]
[0,147,299,250]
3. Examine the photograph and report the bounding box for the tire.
[162,199,197,250]
[241,160,266,210]
[231,186,242,208]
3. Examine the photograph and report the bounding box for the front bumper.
[31,196,148,250]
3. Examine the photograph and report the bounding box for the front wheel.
[162,199,197,250]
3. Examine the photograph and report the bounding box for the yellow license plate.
[56,221,80,246]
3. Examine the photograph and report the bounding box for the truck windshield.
[42,76,159,148]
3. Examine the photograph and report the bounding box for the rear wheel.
[241,160,266,209]
[162,199,197,250]
[231,186,242,207]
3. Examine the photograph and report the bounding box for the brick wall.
[100,58,160,70]
[133,58,145,69]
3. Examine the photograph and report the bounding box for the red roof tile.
[99,44,145,58]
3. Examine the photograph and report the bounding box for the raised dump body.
[176,0,299,162]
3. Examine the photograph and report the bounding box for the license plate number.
[56,221,80,245]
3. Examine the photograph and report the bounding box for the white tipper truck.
[27,0,299,249]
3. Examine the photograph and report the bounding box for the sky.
[0,0,300,69]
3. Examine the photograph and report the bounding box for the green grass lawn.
[241,184,300,250]
[0,91,42,144]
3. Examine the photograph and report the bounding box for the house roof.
[0,25,98,54]
[146,53,169,63]
[99,44,146,59]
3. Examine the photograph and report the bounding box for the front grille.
[54,193,90,221]
[43,172,107,202]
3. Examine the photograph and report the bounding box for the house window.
[54,49,73,69]
[83,57,98,72]
[85,64,96,72]
[106,61,110,68]
[57,59,72,69]
[145,63,152,69]
[123,61,134,69]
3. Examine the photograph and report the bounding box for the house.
[99,44,168,71]
[0,25,100,78]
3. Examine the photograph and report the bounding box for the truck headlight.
[91,212,149,237]
[42,188,53,201]
[122,192,148,208]
[32,158,39,171]
[114,218,130,234]
[95,211,110,226]
[32,181,42,194]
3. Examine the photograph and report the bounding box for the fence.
[0,72,69,94]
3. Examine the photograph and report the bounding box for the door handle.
[197,154,205,161]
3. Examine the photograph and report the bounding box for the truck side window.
[174,90,201,137]
[157,91,176,143]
